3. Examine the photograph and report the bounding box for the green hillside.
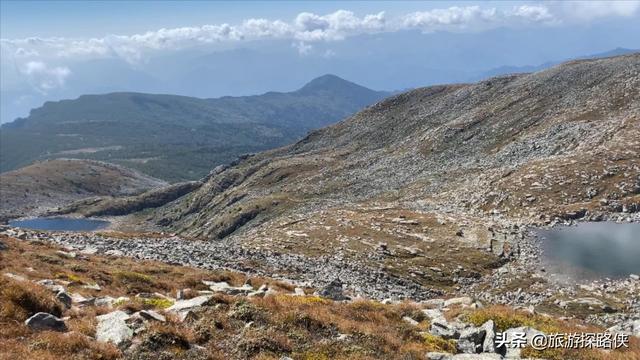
[0,75,389,182]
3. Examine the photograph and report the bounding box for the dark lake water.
[9,217,110,232]
[537,222,640,278]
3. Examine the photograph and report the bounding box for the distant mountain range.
[0,75,389,182]
[476,47,638,79]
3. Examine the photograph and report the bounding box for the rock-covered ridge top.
[150,54,638,240]
[0,159,166,221]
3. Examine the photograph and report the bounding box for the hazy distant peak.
[297,74,371,94]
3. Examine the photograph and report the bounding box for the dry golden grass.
[2,235,638,360]
[0,277,63,322]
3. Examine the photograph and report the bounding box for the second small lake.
[536,222,640,279]
[8,217,110,232]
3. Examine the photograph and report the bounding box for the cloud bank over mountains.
[2,2,637,65]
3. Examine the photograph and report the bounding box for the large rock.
[481,320,497,353]
[457,326,487,353]
[96,311,133,346]
[499,326,543,358]
[25,312,67,332]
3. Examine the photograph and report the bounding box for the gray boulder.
[25,312,67,332]
[96,310,133,346]
[481,320,497,353]
[457,326,487,353]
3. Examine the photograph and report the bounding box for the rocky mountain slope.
[0,159,166,221]
[149,54,638,238]
[0,75,389,182]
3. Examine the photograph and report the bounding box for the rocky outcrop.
[0,159,166,221]
[56,180,202,217]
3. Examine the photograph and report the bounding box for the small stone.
[293,287,306,296]
[55,250,76,258]
[94,296,116,307]
[80,247,98,255]
[422,298,445,308]
[444,297,473,307]
[167,295,213,313]
[105,249,124,257]
[56,291,73,308]
[630,274,640,281]
[137,310,166,322]
[82,283,102,291]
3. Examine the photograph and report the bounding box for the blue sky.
[1,1,639,123]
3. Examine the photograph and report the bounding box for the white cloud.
[511,5,555,23]
[402,6,498,30]
[293,41,313,56]
[0,2,637,65]
[15,48,39,57]
[20,61,71,93]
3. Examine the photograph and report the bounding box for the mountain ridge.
[0,75,390,181]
